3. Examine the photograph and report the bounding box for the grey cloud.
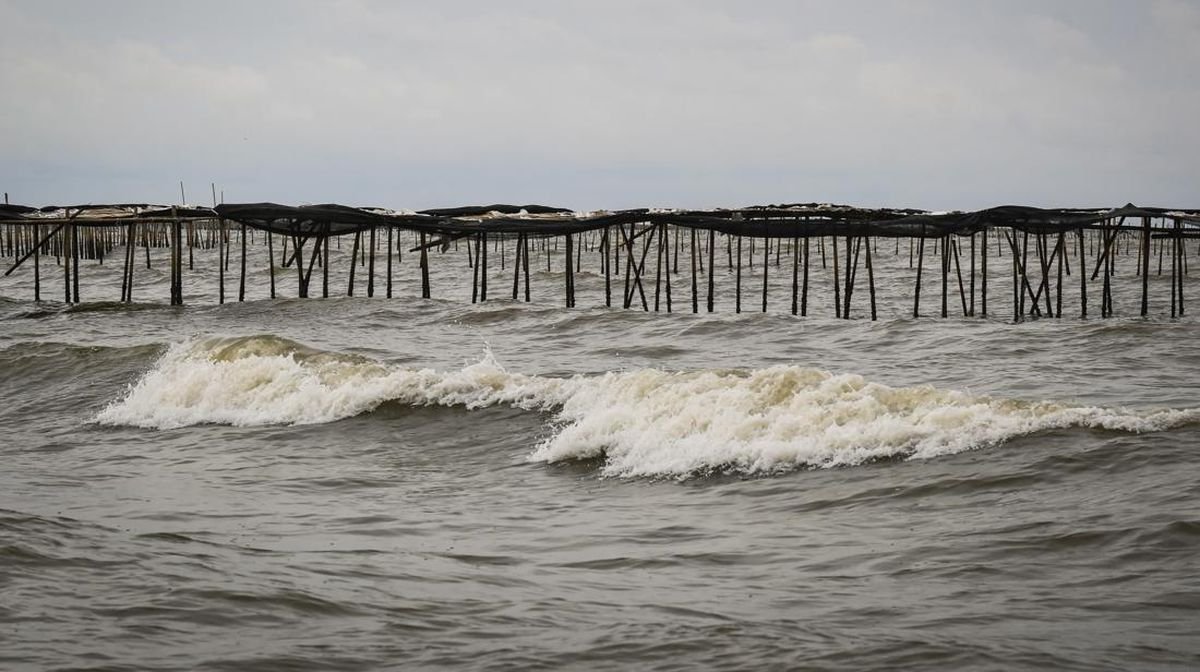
[1,0,1197,210]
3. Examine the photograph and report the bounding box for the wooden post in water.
[321,232,330,298]
[293,236,306,298]
[1140,216,1151,316]
[941,235,949,318]
[735,235,742,313]
[522,234,530,302]
[1177,219,1185,316]
[664,225,672,313]
[843,235,855,319]
[1102,221,1113,317]
[1078,228,1087,317]
[1020,232,1031,317]
[691,228,699,314]
[832,236,841,318]
[866,235,877,321]
[1055,233,1064,318]
[367,226,376,298]
[475,234,484,302]
[653,228,662,312]
[913,227,925,318]
[171,211,182,305]
[121,221,135,303]
[267,232,276,299]
[952,237,967,316]
[790,235,799,316]
[218,218,226,303]
[505,233,515,302]
[801,237,810,316]
[706,229,715,312]
[604,227,612,307]
[969,233,976,316]
[472,234,482,304]
[62,214,71,304]
[32,221,40,301]
[981,229,988,317]
[1171,222,1178,318]
[419,232,430,299]
[761,228,770,313]
[72,223,81,303]
[1009,231,1019,322]
[386,226,393,298]
[239,223,247,302]
[566,233,575,308]
[348,231,360,296]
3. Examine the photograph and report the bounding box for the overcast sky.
[2,0,1198,210]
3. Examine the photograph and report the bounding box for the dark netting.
[0,204,37,220]
[214,203,393,236]
[1,201,1195,238]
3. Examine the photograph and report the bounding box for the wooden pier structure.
[1,200,1196,321]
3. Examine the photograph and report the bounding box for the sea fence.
[1,202,1196,321]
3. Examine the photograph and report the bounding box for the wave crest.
[95,335,1199,478]
[94,335,564,429]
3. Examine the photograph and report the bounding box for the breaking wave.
[95,335,1200,478]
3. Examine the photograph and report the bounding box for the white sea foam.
[95,335,566,429]
[97,336,1200,478]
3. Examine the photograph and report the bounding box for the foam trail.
[97,335,1200,478]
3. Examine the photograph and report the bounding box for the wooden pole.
[1172,224,1178,318]
[941,235,949,318]
[218,218,226,303]
[267,232,276,298]
[32,222,40,301]
[981,228,988,317]
[239,223,247,302]
[72,223,81,303]
[348,231,360,296]
[653,227,662,312]
[1078,228,1087,317]
[801,237,810,316]
[322,232,329,298]
[419,231,430,299]
[832,236,841,318]
[761,229,770,313]
[790,235,799,315]
[1177,219,1185,316]
[1141,216,1151,316]
[566,232,576,309]
[952,237,967,316]
[969,233,976,316]
[1055,232,1064,318]
[735,235,742,313]
[604,227,612,307]
[367,226,376,298]
[866,235,877,321]
[523,234,530,302]
[472,234,482,302]
[843,235,854,319]
[706,228,715,312]
[506,233,516,302]
[691,228,699,313]
[914,228,925,318]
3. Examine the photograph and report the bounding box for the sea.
[1,230,1198,671]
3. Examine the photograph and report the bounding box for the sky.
[1,0,1198,211]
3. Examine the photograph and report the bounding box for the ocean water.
[1,232,1199,671]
